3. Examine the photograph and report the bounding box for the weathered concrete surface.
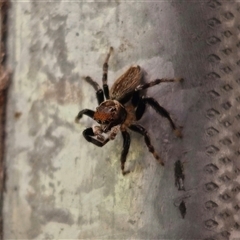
[3,1,240,239]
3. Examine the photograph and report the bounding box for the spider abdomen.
[110,66,142,102]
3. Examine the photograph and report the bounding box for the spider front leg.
[129,124,164,166]
[102,47,113,99]
[83,127,110,147]
[84,76,104,105]
[75,109,95,123]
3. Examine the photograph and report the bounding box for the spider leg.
[136,99,146,121]
[129,124,164,166]
[131,92,146,121]
[143,97,182,138]
[135,77,183,92]
[85,76,104,104]
[102,47,113,99]
[120,130,131,175]
[75,109,95,123]
[83,127,109,147]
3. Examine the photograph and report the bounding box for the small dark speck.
[179,200,186,218]
[14,112,22,119]
[128,219,136,225]
[76,32,79,36]
[174,160,185,191]
[75,157,79,166]
[24,10,30,15]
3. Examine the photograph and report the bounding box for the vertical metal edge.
[202,1,240,239]
[0,0,10,239]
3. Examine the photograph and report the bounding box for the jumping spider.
[75,47,183,175]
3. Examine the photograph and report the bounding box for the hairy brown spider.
[75,47,183,175]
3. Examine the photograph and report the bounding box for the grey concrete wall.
[3,1,240,239]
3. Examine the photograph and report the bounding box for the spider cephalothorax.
[75,47,183,175]
[93,100,127,132]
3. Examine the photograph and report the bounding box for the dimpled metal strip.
[203,1,240,239]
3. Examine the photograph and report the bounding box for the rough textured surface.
[3,1,240,239]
